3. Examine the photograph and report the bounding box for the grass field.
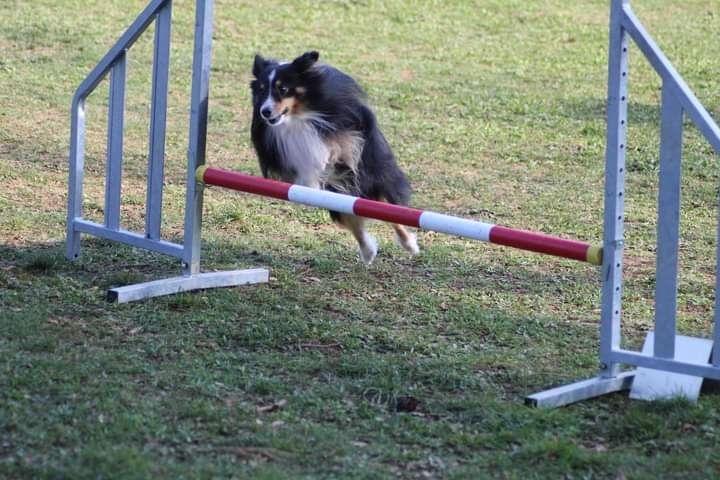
[3,0,720,478]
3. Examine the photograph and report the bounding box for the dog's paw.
[359,235,378,265]
[394,231,420,255]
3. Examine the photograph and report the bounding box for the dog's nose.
[260,107,272,119]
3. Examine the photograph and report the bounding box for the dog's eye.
[278,85,290,95]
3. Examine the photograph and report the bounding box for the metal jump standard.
[66,0,720,407]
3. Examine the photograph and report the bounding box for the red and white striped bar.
[197,166,603,265]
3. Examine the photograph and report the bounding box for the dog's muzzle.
[261,107,289,126]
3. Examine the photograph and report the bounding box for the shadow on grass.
[559,97,660,124]
[1,234,599,299]
[2,236,601,389]
[8,239,720,479]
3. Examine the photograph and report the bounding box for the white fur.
[265,115,331,189]
[260,69,276,116]
[359,233,378,265]
[297,111,335,132]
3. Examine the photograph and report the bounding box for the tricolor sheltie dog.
[250,50,419,264]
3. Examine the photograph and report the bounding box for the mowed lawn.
[3,0,720,478]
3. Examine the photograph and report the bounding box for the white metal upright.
[65,0,268,303]
[527,0,720,407]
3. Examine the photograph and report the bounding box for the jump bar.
[197,166,603,265]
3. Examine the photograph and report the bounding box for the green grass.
[2,0,720,477]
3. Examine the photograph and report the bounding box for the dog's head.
[251,51,320,127]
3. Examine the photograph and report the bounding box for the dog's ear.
[253,54,267,77]
[291,51,319,73]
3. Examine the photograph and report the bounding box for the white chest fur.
[266,116,330,189]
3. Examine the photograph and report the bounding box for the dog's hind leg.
[337,214,378,265]
[377,189,419,256]
[392,224,420,255]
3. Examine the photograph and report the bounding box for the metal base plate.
[526,370,636,408]
[629,331,713,402]
[107,268,269,303]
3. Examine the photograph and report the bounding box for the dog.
[250,50,419,264]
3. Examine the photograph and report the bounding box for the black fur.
[250,51,411,219]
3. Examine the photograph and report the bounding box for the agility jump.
[66,0,720,407]
[196,166,602,266]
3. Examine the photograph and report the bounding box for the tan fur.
[337,214,366,243]
[322,131,364,192]
[336,213,378,264]
[392,224,413,244]
[276,96,299,115]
